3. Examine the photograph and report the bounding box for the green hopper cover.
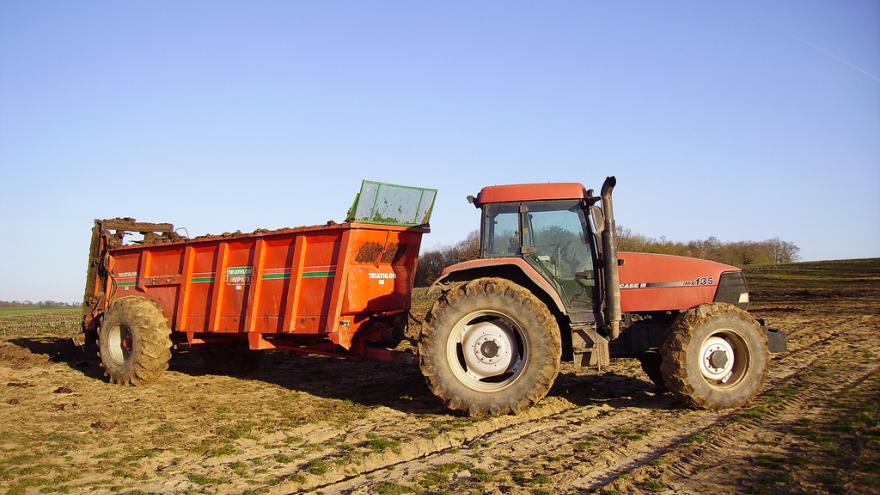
[346,180,437,227]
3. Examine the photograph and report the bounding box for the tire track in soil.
[310,313,876,494]
[569,324,878,492]
[590,362,879,494]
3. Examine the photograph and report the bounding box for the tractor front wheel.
[660,303,768,409]
[419,278,562,417]
[98,297,172,386]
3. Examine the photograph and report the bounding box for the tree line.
[414,227,799,287]
[0,300,78,308]
[615,226,800,267]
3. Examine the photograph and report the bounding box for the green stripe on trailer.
[302,271,336,278]
[262,273,291,280]
[116,281,136,287]
[192,277,215,283]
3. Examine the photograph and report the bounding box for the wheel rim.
[446,310,528,392]
[106,324,133,366]
[698,330,749,388]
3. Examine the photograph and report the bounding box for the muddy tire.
[638,351,665,389]
[419,278,562,417]
[200,343,263,376]
[98,296,172,386]
[660,303,768,410]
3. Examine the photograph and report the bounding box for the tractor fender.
[430,258,568,316]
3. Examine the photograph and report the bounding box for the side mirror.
[590,205,605,234]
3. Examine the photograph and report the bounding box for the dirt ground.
[1,258,878,495]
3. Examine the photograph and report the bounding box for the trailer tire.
[419,278,561,417]
[98,297,172,386]
[660,303,768,410]
[638,351,665,389]
[200,343,263,376]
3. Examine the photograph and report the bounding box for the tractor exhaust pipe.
[600,176,622,340]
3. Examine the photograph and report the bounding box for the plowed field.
[1,259,877,494]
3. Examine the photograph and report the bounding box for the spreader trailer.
[81,178,784,416]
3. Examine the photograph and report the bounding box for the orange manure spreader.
[81,181,434,384]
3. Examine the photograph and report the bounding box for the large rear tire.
[98,297,172,386]
[419,278,562,417]
[660,303,768,410]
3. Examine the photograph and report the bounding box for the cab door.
[520,200,597,321]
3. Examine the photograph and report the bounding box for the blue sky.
[1,1,878,301]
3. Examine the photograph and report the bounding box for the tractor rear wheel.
[419,278,562,417]
[660,303,768,410]
[98,297,172,386]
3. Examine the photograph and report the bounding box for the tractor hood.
[617,252,742,313]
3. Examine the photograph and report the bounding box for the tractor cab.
[470,183,604,321]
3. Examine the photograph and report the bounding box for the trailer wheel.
[419,278,561,417]
[660,303,768,410]
[638,351,665,389]
[98,297,172,386]
[200,343,263,376]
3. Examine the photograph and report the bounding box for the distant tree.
[415,231,480,286]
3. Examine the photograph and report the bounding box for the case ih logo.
[227,266,253,286]
[620,277,715,289]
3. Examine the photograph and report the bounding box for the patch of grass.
[744,406,767,419]
[686,432,707,444]
[532,474,551,485]
[306,458,329,475]
[217,420,258,440]
[2,454,40,466]
[374,481,414,494]
[268,473,305,486]
[511,470,529,484]
[764,384,799,404]
[210,441,237,457]
[421,462,468,486]
[151,422,178,435]
[574,438,595,450]
[612,426,651,441]
[117,449,158,464]
[6,478,49,495]
[228,461,248,477]
[532,489,552,495]
[363,436,401,453]
[274,453,295,464]
[640,479,665,492]
[752,454,784,469]
[187,473,225,486]
[470,467,492,482]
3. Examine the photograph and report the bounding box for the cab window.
[525,200,592,279]
[483,203,520,257]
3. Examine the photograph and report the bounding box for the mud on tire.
[98,296,172,386]
[419,278,562,417]
[660,303,768,410]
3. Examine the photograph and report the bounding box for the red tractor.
[418,177,786,416]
